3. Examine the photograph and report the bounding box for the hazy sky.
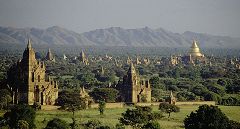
[0,0,240,37]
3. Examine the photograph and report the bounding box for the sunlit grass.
[1,105,240,129]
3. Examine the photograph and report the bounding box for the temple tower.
[8,39,58,105]
[169,91,176,105]
[45,48,55,62]
[79,50,89,65]
[119,63,151,103]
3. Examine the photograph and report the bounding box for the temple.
[7,39,58,105]
[169,91,176,105]
[79,50,89,65]
[182,40,206,64]
[188,40,203,57]
[45,48,55,62]
[117,63,151,103]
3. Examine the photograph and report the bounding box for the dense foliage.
[0,46,240,109]
[0,89,12,110]
[89,88,119,102]
[142,121,161,129]
[57,90,87,110]
[119,106,162,128]
[57,90,87,129]
[3,104,36,129]
[184,105,240,129]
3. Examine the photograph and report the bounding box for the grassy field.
[1,105,240,129]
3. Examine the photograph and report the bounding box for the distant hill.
[0,26,239,48]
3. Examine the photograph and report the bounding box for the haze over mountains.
[0,26,239,48]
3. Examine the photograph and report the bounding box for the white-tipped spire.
[27,39,32,49]
[170,90,173,98]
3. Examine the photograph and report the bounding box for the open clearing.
[1,105,240,129]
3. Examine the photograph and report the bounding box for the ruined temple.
[117,63,151,103]
[79,86,93,107]
[79,50,89,65]
[45,48,55,62]
[169,91,176,105]
[8,39,58,105]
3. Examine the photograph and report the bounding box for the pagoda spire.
[129,63,136,74]
[27,39,32,49]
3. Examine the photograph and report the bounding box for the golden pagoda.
[182,40,206,65]
[188,40,203,57]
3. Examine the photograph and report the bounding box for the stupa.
[188,40,203,57]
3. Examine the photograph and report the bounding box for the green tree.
[89,88,119,102]
[0,89,12,110]
[45,118,69,129]
[172,68,180,78]
[98,100,106,115]
[150,76,163,89]
[184,105,229,129]
[3,104,36,129]
[177,91,197,101]
[159,103,180,118]
[76,72,97,89]
[119,106,161,129]
[57,90,86,129]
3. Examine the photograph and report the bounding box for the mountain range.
[0,26,239,48]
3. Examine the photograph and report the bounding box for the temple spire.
[129,63,136,74]
[27,39,32,49]
[170,90,173,98]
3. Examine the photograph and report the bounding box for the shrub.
[45,118,69,129]
[83,120,101,129]
[115,123,125,129]
[142,121,161,129]
[17,120,29,129]
[98,100,106,115]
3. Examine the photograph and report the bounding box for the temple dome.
[188,40,203,57]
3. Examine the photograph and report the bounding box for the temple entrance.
[41,92,44,105]
[34,86,40,102]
